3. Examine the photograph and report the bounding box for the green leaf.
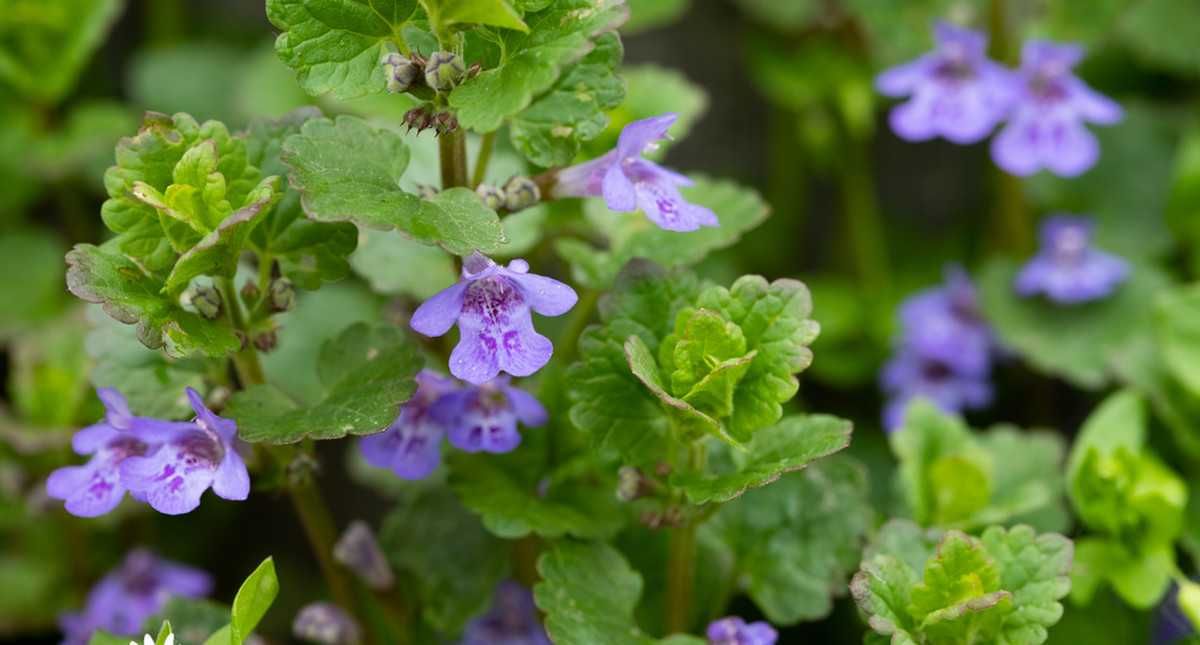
[267,0,418,100]
[0,229,66,335]
[32,100,138,191]
[9,312,94,428]
[0,0,124,103]
[584,63,707,157]
[671,414,852,504]
[449,0,629,132]
[623,0,689,34]
[245,109,358,290]
[448,447,623,539]
[840,0,959,68]
[226,322,422,443]
[66,243,241,358]
[350,228,457,298]
[732,0,819,30]
[705,456,872,624]
[426,0,528,32]
[534,541,705,645]
[852,523,1073,645]
[282,115,505,254]
[146,597,232,645]
[87,632,131,645]
[1119,0,1200,77]
[130,42,245,125]
[380,487,508,633]
[567,261,705,465]
[556,176,770,289]
[231,557,279,644]
[979,258,1171,389]
[509,32,625,167]
[1155,285,1200,399]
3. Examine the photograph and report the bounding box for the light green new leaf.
[0,0,124,103]
[557,177,770,289]
[246,108,359,290]
[66,243,241,358]
[226,323,422,443]
[230,557,279,644]
[981,525,1074,643]
[705,456,871,624]
[534,541,705,645]
[268,0,419,100]
[449,0,629,132]
[672,415,852,505]
[425,0,528,32]
[282,115,505,254]
[380,487,509,633]
[509,32,625,167]
[979,259,1170,389]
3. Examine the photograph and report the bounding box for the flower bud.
[616,466,642,502]
[240,280,261,305]
[184,284,223,320]
[403,106,434,133]
[293,602,361,645]
[333,521,395,591]
[475,184,506,210]
[269,277,295,313]
[503,176,540,211]
[380,52,420,93]
[135,323,164,350]
[253,329,278,353]
[433,111,459,135]
[424,51,466,91]
[415,183,438,200]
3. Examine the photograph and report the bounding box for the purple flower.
[1015,215,1129,304]
[1154,581,1200,645]
[293,602,362,645]
[876,22,1015,144]
[359,370,460,480]
[898,266,993,376]
[991,40,1122,177]
[553,113,718,232]
[438,377,547,454]
[119,388,250,515]
[411,253,577,385]
[59,549,211,644]
[47,388,193,518]
[880,350,994,431]
[706,616,778,645]
[459,580,550,645]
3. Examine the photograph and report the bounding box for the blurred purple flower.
[47,388,194,517]
[876,22,1015,144]
[119,388,250,515]
[706,616,778,645]
[1015,215,1129,304]
[411,253,576,385]
[881,267,995,431]
[991,41,1122,177]
[880,350,994,431]
[359,370,460,480]
[438,377,547,454]
[334,521,395,591]
[554,113,718,232]
[898,266,993,375]
[59,549,211,644]
[460,580,550,645]
[1154,581,1198,645]
[293,602,362,645]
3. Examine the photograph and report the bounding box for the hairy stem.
[987,0,1032,255]
[440,128,469,190]
[665,521,697,634]
[218,277,265,387]
[471,131,496,188]
[289,473,363,627]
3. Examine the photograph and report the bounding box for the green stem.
[665,522,697,634]
[987,0,1032,255]
[289,474,362,626]
[839,139,890,291]
[471,131,496,189]
[218,277,265,387]
[439,128,469,190]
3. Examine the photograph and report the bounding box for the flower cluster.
[60,549,211,644]
[1015,215,1129,304]
[878,21,1122,177]
[47,387,249,517]
[554,113,719,232]
[359,370,547,480]
[706,616,777,645]
[880,267,995,431]
[459,580,550,645]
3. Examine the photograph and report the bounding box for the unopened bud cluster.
[403,106,458,135]
[475,176,541,212]
[381,50,478,95]
[183,284,222,320]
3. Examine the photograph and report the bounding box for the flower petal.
[71,423,119,455]
[411,280,469,337]
[503,270,578,317]
[494,316,554,379]
[186,388,237,440]
[48,458,126,518]
[503,385,548,427]
[616,113,676,159]
[634,180,713,232]
[96,387,132,428]
[211,449,250,501]
[120,445,215,515]
[602,161,637,211]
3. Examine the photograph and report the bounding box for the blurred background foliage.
[3,0,1200,642]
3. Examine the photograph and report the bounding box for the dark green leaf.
[0,0,124,102]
